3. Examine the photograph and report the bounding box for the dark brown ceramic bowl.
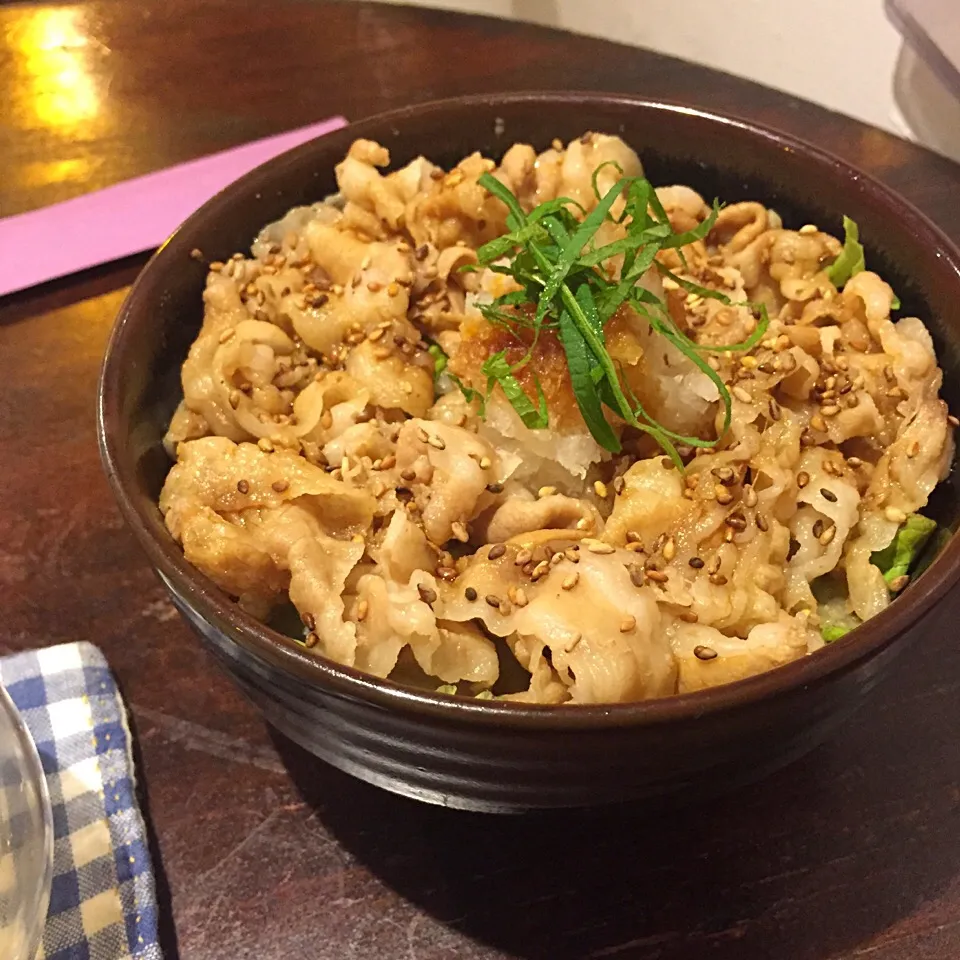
[98,92,960,812]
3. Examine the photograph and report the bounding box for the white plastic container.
[887,0,960,162]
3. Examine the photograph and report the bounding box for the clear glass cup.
[0,683,53,960]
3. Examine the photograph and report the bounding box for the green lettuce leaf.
[821,624,853,643]
[827,215,866,287]
[870,514,938,586]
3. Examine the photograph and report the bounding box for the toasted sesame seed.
[724,514,747,530]
[304,632,319,649]
[715,485,734,505]
[562,572,579,591]
[515,549,533,566]
[797,472,810,489]
[885,506,907,524]
[768,398,782,421]
[810,414,827,432]
[756,513,769,532]
[486,482,504,494]
[706,555,722,576]
[743,484,758,508]
[812,518,825,539]
[689,557,705,569]
[550,552,564,567]
[626,531,643,545]
[302,611,316,631]
[427,434,446,450]
[645,569,669,583]
[356,599,369,622]
[400,468,417,482]
[464,587,478,601]
[479,456,492,470]
[620,616,637,633]
[593,480,609,498]
[387,282,400,297]
[236,479,250,494]
[679,611,699,623]
[514,588,529,607]
[799,224,819,235]
[564,548,580,563]
[662,538,677,562]
[451,521,469,542]
[258,438,274,452]
[417,584,437,604]
[709,573,728,586]
[821,404,841,417]
[613,476,625,494]
[820,487,838,503]
[628,564,645,587]
[949,415,960,428]
[538,485,557,498]
[531,560,550,580]
[847,457,863,468]
[819,525,836,546]
[487,543,506,560]
[367,326,386,342]
[485,594,502,608]
[733,386,753,403]
[907,441,920,459]
[271,480,289,493]
[585,540,615,555]
[694,645,718,661]
[889,574,910,593]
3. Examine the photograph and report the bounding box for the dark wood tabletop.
[2,2,959,958]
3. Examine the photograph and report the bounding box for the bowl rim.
[98,90,960,730]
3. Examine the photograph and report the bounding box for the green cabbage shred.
[870,514,938,587]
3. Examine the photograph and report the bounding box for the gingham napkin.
[0,643,162,960]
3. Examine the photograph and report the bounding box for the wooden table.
[2,2,959,957]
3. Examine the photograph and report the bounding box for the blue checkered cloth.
[0,643,162,960]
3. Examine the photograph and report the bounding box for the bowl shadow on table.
[0,253,150,327]
[125,708,181,960]
[271,660,959,960]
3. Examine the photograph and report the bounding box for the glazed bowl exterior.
[98,93,960,812]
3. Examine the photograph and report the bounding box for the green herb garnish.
[428,343,447,378]
[870,513,938,587]
[460,169,769,464]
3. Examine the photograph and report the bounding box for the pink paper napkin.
[0,116,348,298]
